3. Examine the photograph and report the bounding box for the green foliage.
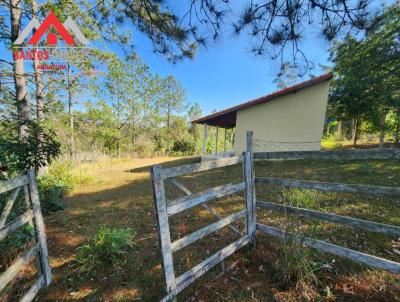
[171,137,196,155]
[0,121,61,174]
[329,5,400,145]
[271,237,318,289]
[282,189,319,208]
[76,226,136,272]
[37,161,92,213]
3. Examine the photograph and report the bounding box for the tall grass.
[282,188,319,208]
[76,225,136,272]
[37,160,93,213]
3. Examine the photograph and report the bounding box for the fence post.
[28,169,52,286]
[151,165,177,296]
[246,131,256,245]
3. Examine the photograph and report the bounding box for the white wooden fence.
[151,153,256,302]
[152,131,400,301]
[0,170,51,302]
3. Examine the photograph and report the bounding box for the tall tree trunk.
[395,109,400,147]
[67,63,75,159]
[379,110,388,149]
[337,120,342,139]
[352,118,359,147]
[10,0,28,139]
[32,0,46,175]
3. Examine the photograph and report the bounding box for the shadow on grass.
[126,156,201,174]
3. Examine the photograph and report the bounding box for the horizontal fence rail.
[0,171,52,302]
[255,177,400,198]
[257,223,400,274]
[167,182,246,216]
[161,155,243,179]
[0,175,30,194]
[161,235,251,302]
[0,244,39,293]
[152,150,255,302]
[257,200,400,237]
[0,209,34,241]
[169,178,241,236]
[254,148,400,161]
[171,210,246,252]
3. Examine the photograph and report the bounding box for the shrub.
[282,188,319,208]
[76,225,136,272]
[37,161,93,213]
[271,236,318,289]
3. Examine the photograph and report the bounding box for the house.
[192,73,332,158]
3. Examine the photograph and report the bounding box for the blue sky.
[131,17,331,116]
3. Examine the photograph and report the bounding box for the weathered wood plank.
[0,187,21,228]
[254,148,400,161]
[161,155,243,179]
[257,224,400,274]
[0,244,39,293]
[160,235,251,302]
[28,170,52,286]
[167,182,246,216]
[169,179,241,235]
[151,165,177,293]
[0,209,34,241]
[171,210,246,252]
[244,151,256,243]
[255,177,400,198]
[20,275,44,302]
[0,175,29,194]
[257,200,400,237]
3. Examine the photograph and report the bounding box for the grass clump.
[77,225,136,272]
[282,188,319,208]
[272,237,318,289]
[37,161,93,213]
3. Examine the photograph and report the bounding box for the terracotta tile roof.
[192,73,333,128]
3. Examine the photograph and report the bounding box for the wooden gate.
[151,153,256,301]
[0,170,51,302]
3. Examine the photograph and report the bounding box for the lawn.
[33,156,400,301]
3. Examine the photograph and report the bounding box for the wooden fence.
[151,154,256,301]
[152,132,400,301]
[0,170,51,302]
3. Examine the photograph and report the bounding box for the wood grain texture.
[171,210,245,252]
[160,235,251,302]
[254,148,400,161]
[0,209,33,241]
[151,165,177,293]
[161,155,243,179]
[28,170,52,286]
[169,179,241,235]
[0,175,29,194]
[20,276,44,302]
[167,182,246,216]
[257,200,400,237]
[257,224,400,274]
[255,177,400,198]
[0,244,39,293]
[0,187,21,227]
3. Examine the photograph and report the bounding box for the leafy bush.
[0,120,61,174]
[171,138,196,155]
[76,226,136,272]
[37,161,93,213]
[282,188,319,208]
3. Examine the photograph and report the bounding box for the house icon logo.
[14,11,88,46]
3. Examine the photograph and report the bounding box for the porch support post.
[223,128,227,152]
[202,124,207,156]
[214,127,218,155]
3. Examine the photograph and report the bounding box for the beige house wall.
[235,80,331,154]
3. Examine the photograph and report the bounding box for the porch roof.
[192,73,332,129]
